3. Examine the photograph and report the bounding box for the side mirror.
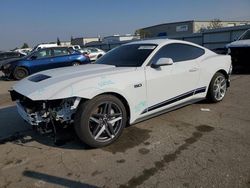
[151,58,173,68]
[30,55,37,60]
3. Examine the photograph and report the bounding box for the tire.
[72,61,80,66]
[74,95,127,148]
[207,72,227,103]
[13,67,29,80]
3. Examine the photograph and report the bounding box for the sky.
[0,0,250,50]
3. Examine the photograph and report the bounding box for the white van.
[32,43,58,51]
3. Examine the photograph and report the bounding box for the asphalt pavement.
[0,74,249,188]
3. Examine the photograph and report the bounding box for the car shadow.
[23,170,98,188]
[0,106,89,150]
[0,105,152,152]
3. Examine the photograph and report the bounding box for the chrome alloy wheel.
[213,75,227,101]
[88,102,123,142]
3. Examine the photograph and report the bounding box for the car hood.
[226,39,250,48]
[0,58,21,67]
[12,64,136,100]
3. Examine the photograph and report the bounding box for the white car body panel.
[87,48,106,61]
[11,39,231,125]
[227,39,250,48]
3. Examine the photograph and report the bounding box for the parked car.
[85,47,106,61]
[1,47,90,80]
[32,43,58,52]
[68,45,85,54]
[0,51,26,61]
[10,39,231,147]
[14,48,32,55]
[0,51,26,67]
[226,29,250,68]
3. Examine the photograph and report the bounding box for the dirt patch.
[0,93,14,107]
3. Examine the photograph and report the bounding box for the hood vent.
[28,74,51,82]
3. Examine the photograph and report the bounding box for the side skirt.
[131,98,204,125]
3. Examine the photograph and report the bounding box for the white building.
[103,34,140,43]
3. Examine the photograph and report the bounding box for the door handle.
[189,67,199,72]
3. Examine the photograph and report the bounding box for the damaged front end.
[10,90,81,129]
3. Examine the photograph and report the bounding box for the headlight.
[227,48,231,55]
[3,64,11,69]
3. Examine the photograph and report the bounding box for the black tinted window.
[34,49,52,59]
[240,30,250,40]
[53,48,70,56]
[151,43,205,63]
[96,44,157,67]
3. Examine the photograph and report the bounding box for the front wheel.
[207,72,227,103]
[13,67,29,80]
[74,95,127,148]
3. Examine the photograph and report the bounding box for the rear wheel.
[207,72,227,103]
[74,95,127,148]
[13,67,29,80]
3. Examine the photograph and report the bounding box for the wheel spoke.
[103,103,112,115]
[221,83,226,90]
[109,113,122,118]
[93,124,102,136]
[108,117,122,124]
[94,126,105,140]
[105,125,114,138]
[107,123,115,135]
[90,117,100,124]
[217,91,221,99]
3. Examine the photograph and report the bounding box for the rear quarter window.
[151,43,205,63]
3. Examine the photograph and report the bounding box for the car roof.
[125,38,207,50]
[38,46,70,50]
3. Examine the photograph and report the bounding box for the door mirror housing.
[151,58,173,68]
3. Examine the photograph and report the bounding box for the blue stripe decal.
[141,86,207,114]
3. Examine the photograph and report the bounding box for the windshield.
[239,30,250,40]
[95,44,157,67]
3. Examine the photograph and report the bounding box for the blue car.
[1,47,90,80]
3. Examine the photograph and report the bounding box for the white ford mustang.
[10,39,232,147]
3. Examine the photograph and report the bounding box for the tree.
[208,19,223,29]
[57,37,61,45]
[21,43,29,49]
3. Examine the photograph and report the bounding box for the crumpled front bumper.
[16,101,47,126]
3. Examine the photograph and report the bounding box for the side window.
[53,48,70,56]
[89,48,98,52]
[151,43,205,64]
[34,49,52,59]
